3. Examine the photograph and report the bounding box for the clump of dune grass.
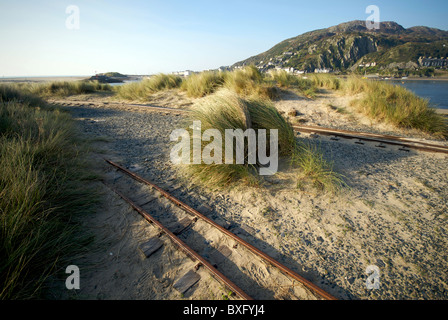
[176,89,343,193]
[181,71,225,98]
[292,142,346,194]
[0,84,44,106]
[309,74,341,91]
[223,66,279,100]
[346,79,447,137]
[142,73,182,92]
[180,66,280,100]
[339,76,370,95]
[267,69,300,88]
[115,73,182,100]
[310,75,447,137]
[177,89,295,188]
[24,80,112,98]
[267,70,319,99]
[2,80,111,98]
[0,87,97,299]
[246,97,296,157]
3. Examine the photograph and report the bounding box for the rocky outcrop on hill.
[233,20,448,73]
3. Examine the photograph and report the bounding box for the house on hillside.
[172,70,194,77]
[418,56,448,68]
[359,62,377,68]
[314,68,332,73]
[218,66,231,72]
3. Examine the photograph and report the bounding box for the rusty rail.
[62,98,448,154]
[293,125,448,154]
[108,184,253,300]
[105,159,337,300]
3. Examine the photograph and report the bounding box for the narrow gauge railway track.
[55,99,448,154]
[104,159,337,300]
[108,185,252,300]
[293,125,448,154]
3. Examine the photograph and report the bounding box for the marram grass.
[310,74,448,138]
[0,87,98,299]
[178,89,294,188]
[351,80,447,137]
[114,73,182,100]
[176,89,343,192]
[223,66,279,100]
[292,141,347,194]
[3,81,112,98]
[267,69,319,98]
[181,71,225,98]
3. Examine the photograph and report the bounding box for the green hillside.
[233,20,448,74]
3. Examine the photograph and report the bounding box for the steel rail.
[293,125,448,154]
[60,99,447,154]
[108,184,253,301]
[294,125,448,149]
[105,159,337,300]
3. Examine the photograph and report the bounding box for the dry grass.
[178,89,294,188]
[311,74,448,138]
[114,73,182,101]
[0,86,98,299]
[176,89,343,192]
[181,71,225,98]
[3,81,112,98]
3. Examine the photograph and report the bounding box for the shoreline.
[0,75,145,84]
[0,76,88,83]
[386,77,448,82]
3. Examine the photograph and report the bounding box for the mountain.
[232,20,448,74]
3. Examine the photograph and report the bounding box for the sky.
[0,0,447,77]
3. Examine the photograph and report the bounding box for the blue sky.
[0,0,447,76]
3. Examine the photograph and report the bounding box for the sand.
[45,88,448,300]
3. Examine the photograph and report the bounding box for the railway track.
[293,125,448,154]
[103,159,337,301]
[55,99,448,155]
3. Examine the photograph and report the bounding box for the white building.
[314,68,331,73]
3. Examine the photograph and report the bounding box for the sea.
[388,79,448,110]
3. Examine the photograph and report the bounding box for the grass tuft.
[351,81,447,137]
[178,89,294,188]
[1,81,111,99]
[114,73,182,100]
[223,66,278,100]
[292,142,346,193]
[267,70,319,98]
[176,89,343,192]
[0,89,98,299]
[310,74,448,138]
[181,71,225,98]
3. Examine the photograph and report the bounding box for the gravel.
[65,101,448,300]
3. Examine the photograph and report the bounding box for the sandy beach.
[40,87,448,300]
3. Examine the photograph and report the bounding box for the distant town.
[168,55,447,80]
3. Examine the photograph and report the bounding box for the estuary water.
[389,79,448,110]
